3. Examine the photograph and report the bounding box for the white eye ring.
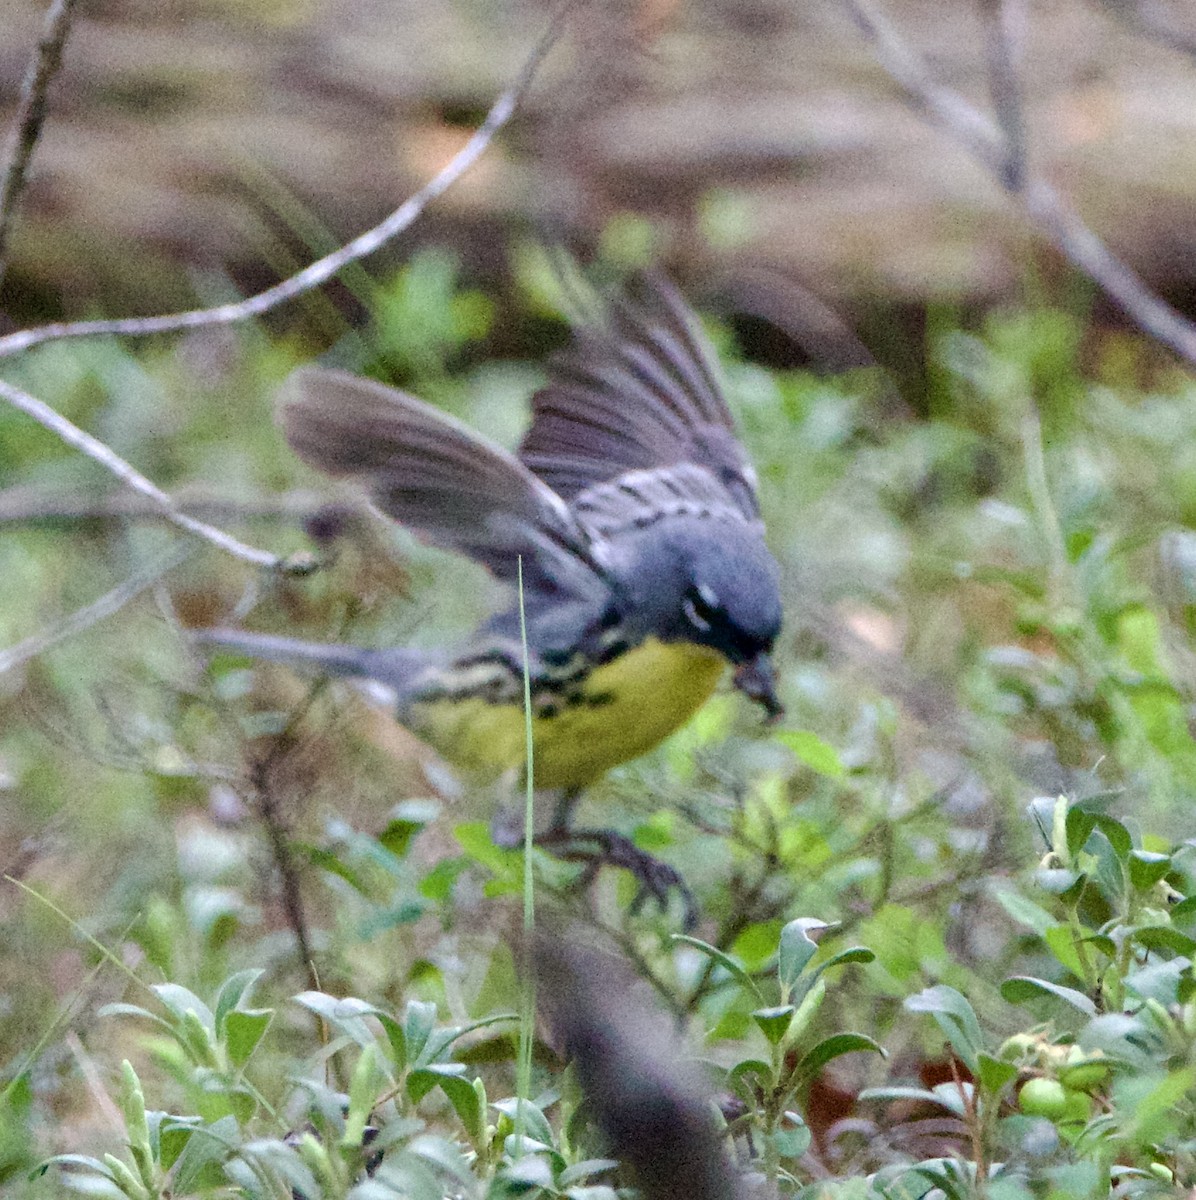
[697,584,719,608]
[683,597,712,631]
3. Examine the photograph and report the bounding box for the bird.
[198,273,784,913]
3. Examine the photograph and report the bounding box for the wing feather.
[518,273,758,517]
[278,368,606,599]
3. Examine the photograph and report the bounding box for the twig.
[0,483,327,524]
[979,0,1027,190]
[1094,0,1196,62]
[841,0,1196,366]
[0,1,572,360]
[0,545,192,676]
[0,377,311,571]
[243,681,335,992]
[0,0,82,291]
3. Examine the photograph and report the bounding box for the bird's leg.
[548,787,583,833]
[535,817,699,930]
[490,786,698,926]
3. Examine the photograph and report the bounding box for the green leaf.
[672,935,761,999]
[776,730,845,778]
[905,985,984,1071]
[454,822,520,874]
[409,1064,468,1102]
[794,1033,886,1081]
[213,969,264,1035]
[294,992,383,1048]
[994,888,1056,937]
[816,946,876,973]
[306,846,372,894]
[778,919,828,992]
[1034,867,1082,895]
[1125,958,1190,1006]
[499,1152,556,1189]
[152,983,215,1033]
[1079,932,1117,960]
[772,1116,812,1159]
[344,1044,381,1149]
[404,999,440,1067]
[927,1081,973,1119]
[97,1003,173,1035]
[1133,925,1196,956]
[1129,851,1172,891]
[407,1064,477,1135]
[975,1052,1018,1096]
[420,1012,519,1066]
[1090,815,1132,857]
[726,1058,773,1107]
[379,799,441,857]
[1043,924,1088,981]
[38,1153,118,1181]
[751,1005,795,1045]
[1065,808,1098,859]
[492,1097,555,1147]
[558,1160,620,1187]
[1000,976,1097,1016]
[224,1009,272,1068]
[376,1012,408,1071]
[169,1116,238,1193]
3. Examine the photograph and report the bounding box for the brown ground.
[3,0,1196,335]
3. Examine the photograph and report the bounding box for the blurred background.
[7,0,1196,1191]
[5,0,1196,373]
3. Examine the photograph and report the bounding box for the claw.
[535,827,698,929]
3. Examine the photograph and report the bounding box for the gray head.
[605,516,784,717]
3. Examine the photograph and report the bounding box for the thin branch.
[839,0,1196,367]
[0,545,192,676]
[0,2,572,360]
[1095,0,1196,62]
[843,0,1005,172]
[1021,176,1196,363]
[841,0,1196,366]
[0,483,327,525]
[979,0,1028,190]
[0,0,82,292]
[0,378,310,571]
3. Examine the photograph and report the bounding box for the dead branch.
[0,2,572,360]
[0,378,309,571]
[0,0,82,291]
[841,0,1196,366]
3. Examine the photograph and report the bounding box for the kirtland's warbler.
[200,275,783,867]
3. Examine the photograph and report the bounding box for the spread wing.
[518,273,760,519]
[278,367,608,601]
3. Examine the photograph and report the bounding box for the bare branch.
[841,0,1196,366]
[0,378,311,571]
[0,546,191,676]
[842,0,1005,171]
[0,0,82,292]
[1022,177,1196,363]
[1095,0,1196,62]
[0,484,327,525]
[0,2,572,360]
[979,0,1028,190]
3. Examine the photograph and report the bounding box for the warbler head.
[610,518,785,719]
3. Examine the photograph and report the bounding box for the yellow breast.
[404,638,727,791]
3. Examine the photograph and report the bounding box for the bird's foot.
[534,825,698,930]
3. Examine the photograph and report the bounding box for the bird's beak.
[733,653,784,722]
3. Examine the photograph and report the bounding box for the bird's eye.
[683,585,720,632]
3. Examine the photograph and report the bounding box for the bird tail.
[192,628,431,695]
